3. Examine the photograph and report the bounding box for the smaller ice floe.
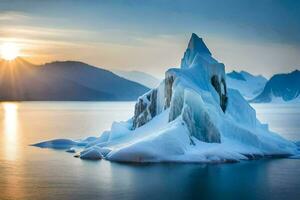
[66,147,76,153]
[79,146,103,160]
[31,137,99,150]
[32,139,78,149]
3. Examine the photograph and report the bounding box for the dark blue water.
[46,159,299,200]
[0,102,299,200]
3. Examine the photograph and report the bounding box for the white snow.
[34,33,299,163]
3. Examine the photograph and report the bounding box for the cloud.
[0,0,299,77]
[0,11,31,21]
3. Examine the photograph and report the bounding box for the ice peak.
[187,33,211,56]
[181,33,215,69]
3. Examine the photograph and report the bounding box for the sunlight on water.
[2,103,18,160]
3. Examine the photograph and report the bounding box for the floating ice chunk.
[32,137,99,150]
[32,139,78,149]
[80,146,103,160]
[66,147,76,153]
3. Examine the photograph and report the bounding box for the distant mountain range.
[112,70,161,88]
[1,57,298,103]
[0,58,149,101]
[251,70,300,103]
[113,68,300,103]
[226,70,268,100]
[113,69,268,100]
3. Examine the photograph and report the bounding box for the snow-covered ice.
[32,139,78,149]
[32,137,98,149]
[66,147,76,153]
[79,146,103,160]
[33,33,299,163]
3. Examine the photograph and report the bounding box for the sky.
[0,0,299,78]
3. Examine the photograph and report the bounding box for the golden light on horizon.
[1,42,20,61]
[2,103,19,161]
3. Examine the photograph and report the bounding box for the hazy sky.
[0,0,299,77]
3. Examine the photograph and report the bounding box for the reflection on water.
[1,103,24,199]
[2,103,18,161]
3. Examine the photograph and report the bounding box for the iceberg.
[33,33,299,163]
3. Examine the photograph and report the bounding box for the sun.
[1,42,20,61]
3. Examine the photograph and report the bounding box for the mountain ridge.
[251,70,300,103]
[0,58,149,101]
[226,70,267,100]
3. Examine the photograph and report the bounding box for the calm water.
[252,103,300,141]
[0,102,299,200]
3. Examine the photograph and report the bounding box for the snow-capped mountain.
[112,70,161,88]
[34,33,299,162]
[251,70,300,103]
[226,70,267,100]
[0,58,149,101]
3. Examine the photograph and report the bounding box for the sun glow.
[1,42,20,61]
[2,103,19,161]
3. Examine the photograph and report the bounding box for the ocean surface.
[0,102,299,200]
